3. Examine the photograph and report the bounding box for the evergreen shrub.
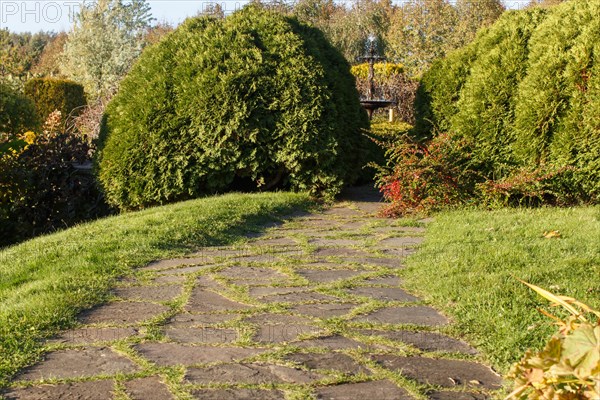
[98,6,369,210]
[24,78,87,128]
[400,1,600,210]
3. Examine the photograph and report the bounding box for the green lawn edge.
[401,206,600,374]
[0,191,314,386]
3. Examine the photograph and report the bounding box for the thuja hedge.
[98,6,369,210]
[0,83,39,137]
[414,1,600,203]
[24,78,87,127]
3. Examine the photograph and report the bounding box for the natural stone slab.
[191,388,285,400]
[289,303,356,318]
[48,327,139,344]
[258,291,340,304]
[309,238,362,247]
[321,207,363,217]
[166,313,241,327]
[354,306,448,326]
[185,289,252,312]
[185,363,322,384]
[360,330,477,354]
[17,347,138,380]
[313,247,369,258]
[124,377,174,400]
[351,257,403,268]
[377,237,424,248]
[287,352,371,375]
[142,257,211,271]
[294,335,372,350]
[337,221,368,230]
[2,380,114,400]
[218,266,288,285]
[249,286,308,297]
[80,301,168,324]
[315,380,413,400]
[428,391,489,400]
[371,355,502,389]
[358,275,401,286]
[156,265,213,275]
[135,343,264,366]
[373,226,426,234]
[346,287,418,302]
[246,314,321,343]
[112,285,182,302]
[297,269,364,283]
[249,237,300,248]
[165,327,238,344]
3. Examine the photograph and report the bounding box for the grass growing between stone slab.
[0,192,313,387]
[401,206,600,373]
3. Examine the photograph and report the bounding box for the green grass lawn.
[0,192,313,386]
[401,206,600,373]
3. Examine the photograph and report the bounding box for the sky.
[1,0,530,34]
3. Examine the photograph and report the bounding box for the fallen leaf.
[543,230,561,239]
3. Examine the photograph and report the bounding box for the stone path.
[2,186,502,400]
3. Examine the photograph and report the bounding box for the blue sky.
[1,0,529,33]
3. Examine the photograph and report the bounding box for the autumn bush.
[0,111,111,247]
[98,6,369,210]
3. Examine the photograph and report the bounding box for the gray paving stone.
[427,391,489,400]
[321,207,363,217]
[287,352,371,375]
[80,301,169,324]
[135,343,265,366]
[156,264,213,275]
[112,285,182,302]
[346,287,419,302]
[377,237,425,248]
[152,274,187,284]
[294,335,372,350]
[191,388,285,399]
[48,327,139,344]
[355,306,449,326]
[166,313,241,327]
[258,291,340,304]
[2,380,114,400]
[358,275,402,286]
[289,303,357,318]
[165,327,238,343]
[218,266,288,285]
[185,363,322,384]
[249,237,299,247]
[315,380,413,400]
[185,288,252,312]
[374,226,426,234]
[297,269,364,283]
[141,257,212,271]
[249,286,308,297]
[371,355,502,389]
[309,238,362,247]
[246,314,322,343]
[17,347,139,380]
[360,330,477,354]
[351,257,403,268]
[313,247,369,257]
[124,377,174,400]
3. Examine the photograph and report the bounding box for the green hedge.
[98,6,370,210]
[413,1,600,203]
[24,78,86,126]
[0,83,39,137]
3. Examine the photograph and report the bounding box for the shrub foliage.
[0,83,39,138]
[24,78,87,128]
[396,1,600,213]
[98,6,369,210]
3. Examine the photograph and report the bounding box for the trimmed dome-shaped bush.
[97,6,369,210]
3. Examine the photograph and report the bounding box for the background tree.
[0,30,54,82]
[452,0,505,48]
[385,0,457,76]
[60,0,153,99]
[31,32,68,77]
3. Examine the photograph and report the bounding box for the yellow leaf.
[543,230,561,239]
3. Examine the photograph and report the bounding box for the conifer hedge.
[24,78,87,127]
[97,6,369,210]
[413,1,600,203]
